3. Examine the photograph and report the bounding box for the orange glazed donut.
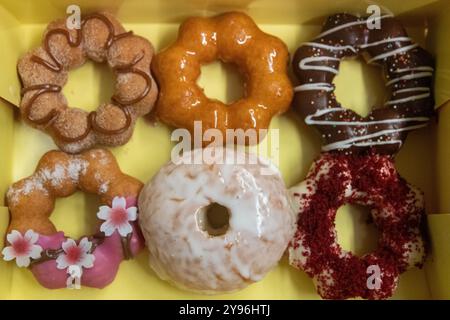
[2,149,145,289]
[151,12,293,144]
[17,12,158,153]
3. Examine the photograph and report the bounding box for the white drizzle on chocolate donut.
[292,13,435,155]
[322,123,428,151]
[304,108,429,151]
[312,14,393,39]
[294,83,335,92]
[359,37,411,49]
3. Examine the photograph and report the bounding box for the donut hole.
[333,57,387,117]
[196,202,230,237]
[50,192,101,239]
[62,60,115,112]
[335,204,379,257]
[197,61,244,104]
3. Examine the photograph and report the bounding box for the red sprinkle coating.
[289,152,426,300]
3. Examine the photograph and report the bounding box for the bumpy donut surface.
[17,12,158,154]
[138,147,295,293]
[289,152,426,299]
[292,13,434,155]
[151,12,293,144]
[2,149,144,289]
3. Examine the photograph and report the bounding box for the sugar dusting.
[94,171,110,194]
[38,158,88,186]
[7,178,47,206]
[7,157,89,206]
[99,182,109,194]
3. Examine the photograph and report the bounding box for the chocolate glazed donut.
[292,13,435,155]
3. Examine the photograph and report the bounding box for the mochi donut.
[292,13,434,155]
[151,12,293,145]
[138,147,295,293]
[2,149,144,289]
[289,152,426,299]
[17,12,158,153]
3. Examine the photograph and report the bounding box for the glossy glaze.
[138,147,295,293]
[292,13,434,155]
[151,12,293,144]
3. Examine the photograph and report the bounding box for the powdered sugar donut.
[138,147,295,293]
[289,152,426,299]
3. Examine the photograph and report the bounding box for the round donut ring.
[288,152,426,299]
[2,149,144,289]
[292,13,434,155]
[138,147,295,293]
[17,12,158,154]
[151,11,293,145]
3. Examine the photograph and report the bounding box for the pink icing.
[125,196,137,208]
[30,198,144,289]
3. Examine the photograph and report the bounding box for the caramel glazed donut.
[151,12,293,144]
[138,147,295,293]
[18,12,158,154]
[292,13,434,155]
[2,149,144,289]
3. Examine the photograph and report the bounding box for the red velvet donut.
[289,152,426,299]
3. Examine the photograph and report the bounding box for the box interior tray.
[1,0,449,299]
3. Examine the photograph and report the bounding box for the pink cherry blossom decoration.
[2,230,42,267]
[97,196,137,237]
[56,237,95,270]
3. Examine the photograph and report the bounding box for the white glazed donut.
[138,147,295,294]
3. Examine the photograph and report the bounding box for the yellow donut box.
[0,0,449,299]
